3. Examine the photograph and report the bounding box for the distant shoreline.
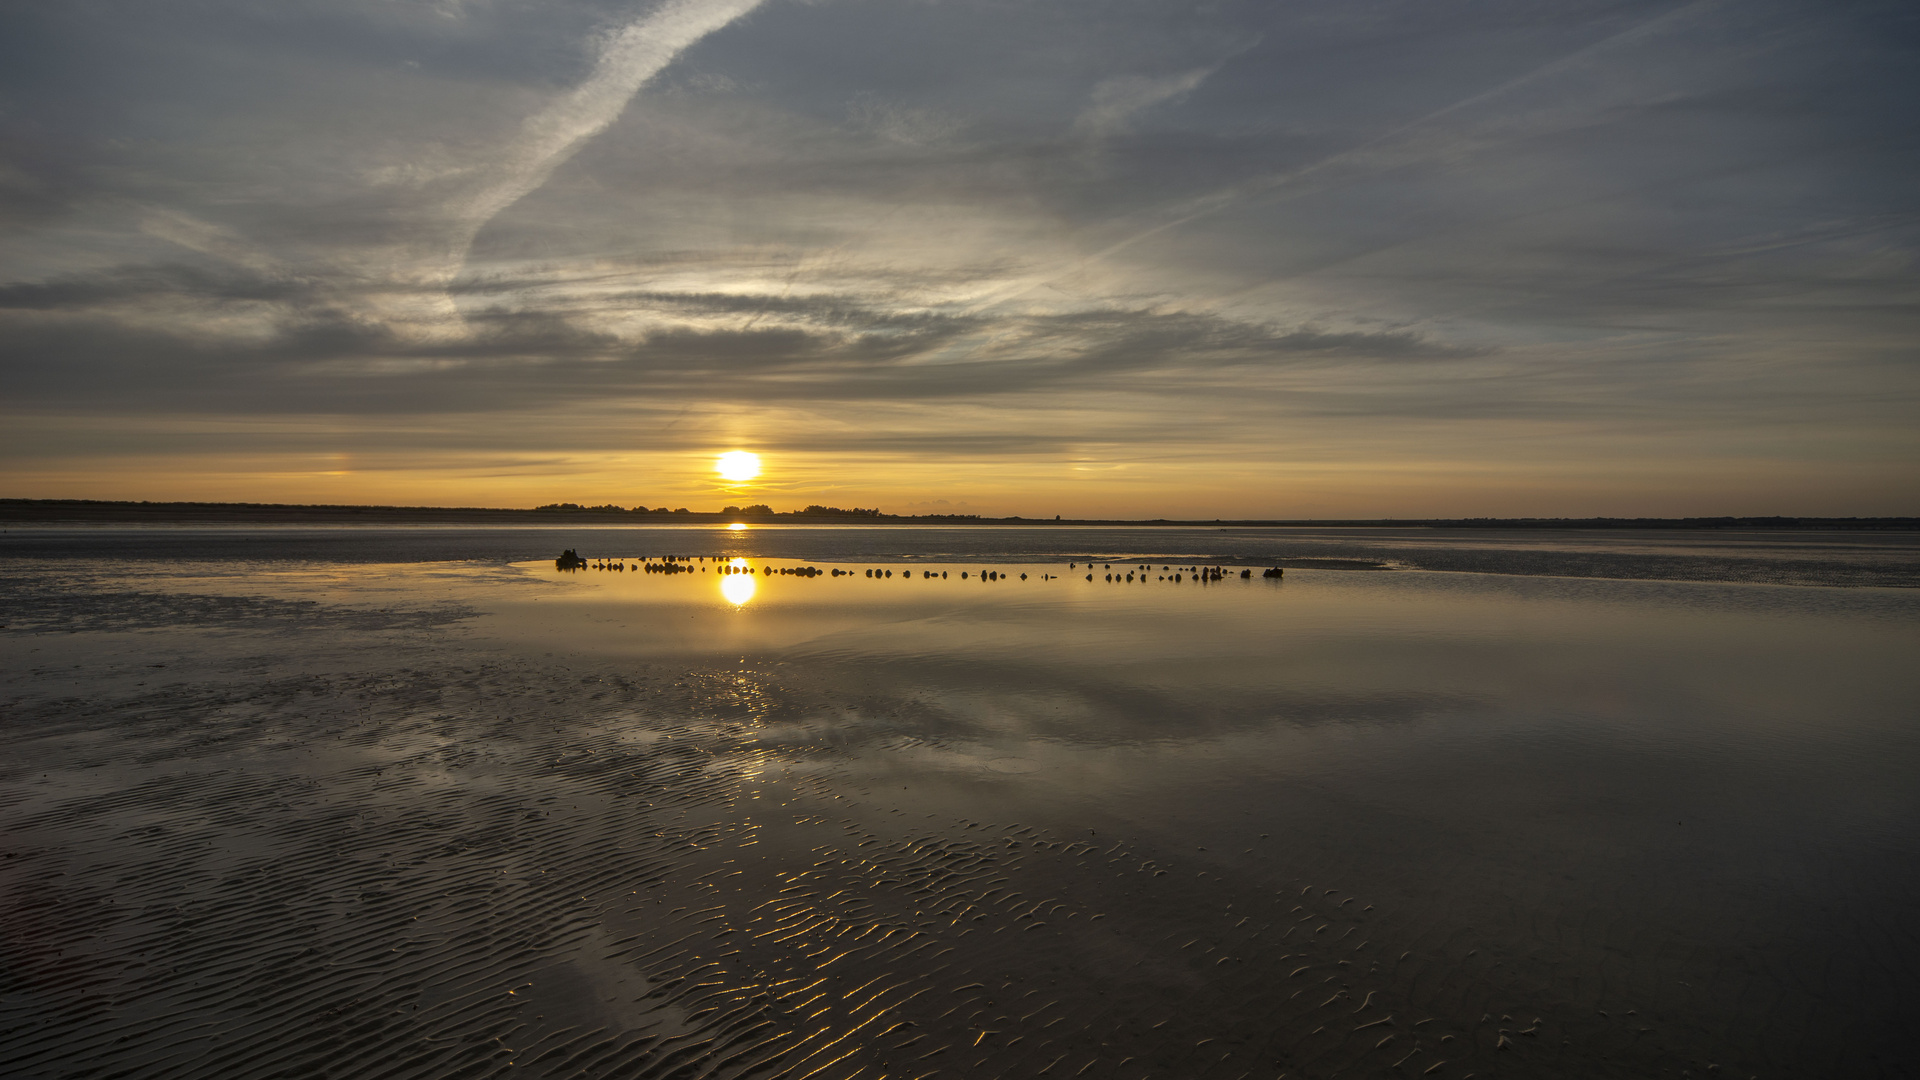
[3,498,1914,530]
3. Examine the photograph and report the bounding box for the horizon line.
[2,498,1916,530]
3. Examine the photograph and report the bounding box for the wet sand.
[3,556,1917,1079]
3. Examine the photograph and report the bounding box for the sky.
[1,0,1915,518]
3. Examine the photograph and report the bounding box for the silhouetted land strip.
[3,499,1914,530]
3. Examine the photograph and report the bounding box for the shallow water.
[2,543,1916,1079]
[7,522,1919,586]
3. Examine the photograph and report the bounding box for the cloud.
[0,263,311,310]
[1,0,1914,511]
[1034,0,1765,293]
[1074,66,1217,139]
[0,270,1490,423]
[0,122,87,230]
[445,0,766,268]
[107,0,769,341]
[846,92,967,146]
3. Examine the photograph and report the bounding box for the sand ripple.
[3,652,1818,1080]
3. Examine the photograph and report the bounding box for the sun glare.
[721,558,756,605]
[716,451,761,482]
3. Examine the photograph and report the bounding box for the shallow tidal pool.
[3,549,1916,1079]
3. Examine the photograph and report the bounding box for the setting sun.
[716,451,761,483]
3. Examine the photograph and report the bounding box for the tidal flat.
[2,528,1917,1079]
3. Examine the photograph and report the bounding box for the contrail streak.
[145,0,772,337]
[964,0,1729,314]
[448,0,765,270]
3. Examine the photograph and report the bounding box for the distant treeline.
[537,502,692,515]
[0,498,987,525]
[534,502,899,518]
[1,499,1912,530]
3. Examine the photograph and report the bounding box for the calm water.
[496,555,1920,1062]
[5,522,1918,586]
[2,528,1916,1078]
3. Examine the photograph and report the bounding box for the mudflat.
[3,538,1917,1079]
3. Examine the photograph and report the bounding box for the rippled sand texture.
[3,559,1917,1080]
[0,663,1563,1080]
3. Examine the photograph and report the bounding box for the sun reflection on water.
[721,558,756,605]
